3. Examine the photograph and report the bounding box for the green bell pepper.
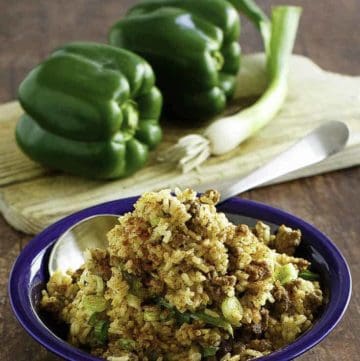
[109,0,241,120]
[16,42,163,179]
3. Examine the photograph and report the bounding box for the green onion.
[157,297,189,324]
[82,295,107,313]
[88,312,100,326]
[123,272,146,298]
[127,294,141,309]
[228,0,271,55]
[204,5,302,156]
[94,320,109,345]
[149,215,161,227]
[118,338,136,351]
[275,263,298,285]
[158,3,302,173]
[177,311,192,324]
[202,346,219,357]
[144,309,160,322]
[204,308,221,318]
[221,297,243,326]
[159,310,170,321]
[157,297,173,309]
[192,311,234,337]
[299,269,320,281]
[157,298,233,335]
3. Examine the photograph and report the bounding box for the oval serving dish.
[9,196,352,361]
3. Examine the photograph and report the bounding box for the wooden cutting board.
[0,53,359,235]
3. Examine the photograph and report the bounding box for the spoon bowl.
[48,214,118,275]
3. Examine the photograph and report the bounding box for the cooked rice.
[41,189,324,360]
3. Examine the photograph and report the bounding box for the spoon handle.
[219,121,349,202]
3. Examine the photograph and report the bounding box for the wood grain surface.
[0,1,359,360]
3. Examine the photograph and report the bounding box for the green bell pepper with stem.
[109,0,241,120]
[16,42,163,179]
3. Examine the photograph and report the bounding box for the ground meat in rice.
[40,189,324,361]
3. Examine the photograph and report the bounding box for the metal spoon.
[48,120,349,276]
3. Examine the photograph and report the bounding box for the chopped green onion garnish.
[299,269,320,281]
[221,297,243,326]
[157,297,191,324]
[157,298,233,335]
[149,216,161,226]
[157,297,173,309]
[159,310,171,321]
[144,310,160,322]
[88,312,100,326]
[274,263,298,285]
[204,308,220,318]
[192,311,234,337]
[202,346,219,357]
[127,294,141,309]
[94,320,109,345]
[123,272,146,298]
[118,338,136,351]
[82,295,107,313]
[177,311,192,324]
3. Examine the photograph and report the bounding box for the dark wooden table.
[1,1,359,360]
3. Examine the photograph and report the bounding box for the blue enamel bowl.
[9,196,351,361]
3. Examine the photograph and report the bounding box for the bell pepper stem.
[121,100,139,140]
[212,51,225,71]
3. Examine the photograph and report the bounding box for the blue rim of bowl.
[8,196,352,361]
